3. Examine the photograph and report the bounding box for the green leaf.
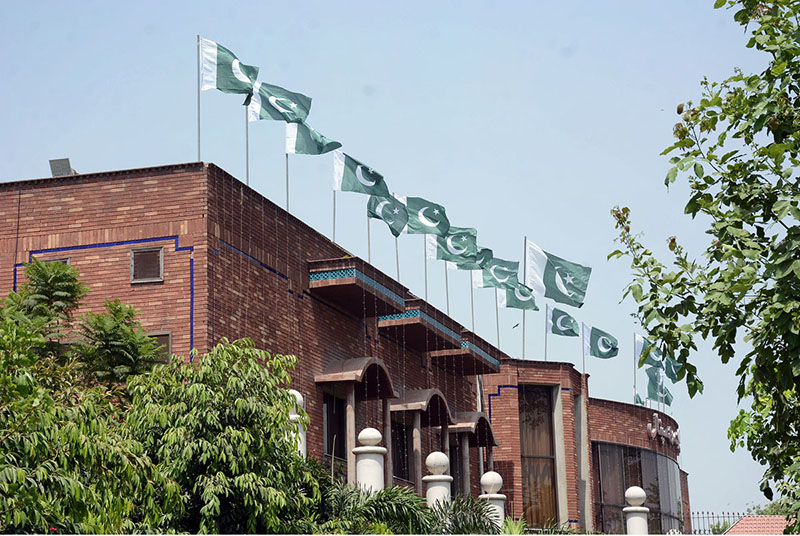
[694,162,704,178]
[666,166,678,185]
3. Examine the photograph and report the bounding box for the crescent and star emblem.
[355,165,377,187]
[374,200,393,224]
[597,336,615,353]
[490,265,510,283]
[555,314,573,332]
[514,287,532,302]
[417,207,440,228]
[268,96,297,115]
[554,269,574,297]
[446,235,467,255]
[231,59,252,84]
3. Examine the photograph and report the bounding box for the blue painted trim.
[561,387,572,391]
[487,384,519,423]
[460,340,500,367]
[219,240,288,281]
[12,235,195,352]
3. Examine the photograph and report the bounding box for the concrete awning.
[390,388,454,427]
[449,411,499,447]
[314,356,397,400]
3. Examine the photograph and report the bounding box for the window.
[450,442,464,495]
[518,385,557,528]
[41,257,70,264]
[391,420,414,481]
[131,247,163,283]
[149,332,171,363]
[323,393,346,460]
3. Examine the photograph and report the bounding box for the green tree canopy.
[610,1,800,532]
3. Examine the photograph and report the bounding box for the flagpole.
[332,190,337,243]
[494,288,501,348]
[367,214,372,263]
[245,107,250,186]
[522,235,527,359]
[469,274,475,331]
[444,263,450,315]
[196,35,201,161]
[633,333,637,404]
[581,322,586,375]
[544,304,549,361]
[423,238,428,301]
[285,153,289,210]
[395,236,400,281]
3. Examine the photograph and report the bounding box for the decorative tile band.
[379,309,420,322]
[420,311,461,342]
[310,268,404,305]
[461,340,500,367]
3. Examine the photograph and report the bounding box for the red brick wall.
[680,469,692,532]
[587,398,680,460]
[482,359,585,526]
[0,163,208,358]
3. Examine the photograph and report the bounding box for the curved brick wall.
[588,397,680,461]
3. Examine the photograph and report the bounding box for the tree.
[125,338,320,533]
[610,1,800,532]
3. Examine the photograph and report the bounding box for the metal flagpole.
[423,238,428,301]
[544,303,549,361]
[444,263,450,315]
[245,108,250,186]
[197,35,201,161]
[395,236,400,281]
[581,322,586,375]
[469,274,475,330]
[633,333,637,404]
[332,190,337,243]
[522,235,527,359]
[367,214,372,263]
[494,288,501,348]
[285,154,289,210]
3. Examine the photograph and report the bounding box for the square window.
[131,248,163,283]
[41,257,70,264]
[149,333,171,363]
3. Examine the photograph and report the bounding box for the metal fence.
[690,511,745,534]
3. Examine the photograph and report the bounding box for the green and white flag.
[246,82,311,123]
[645,366,673,406]
[456,247,493,271]
[525,239,592,308]
[367,195,408,237]
[634,334,682,382]
[497,282,539,311]
[634,393,646,406]
[333,151,390,197]
[425,227,478,263]
[472,257,519,291]
[583,324,619,359]
[546,304,579,337]
[406,197,450,236]
[200,37,259,94]
[286,123,341,155]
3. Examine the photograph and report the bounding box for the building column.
[346,383,356,485]
[461,433,471,495]
[383,398,393,487]
[441,421,450,474]
[413,411,422,494]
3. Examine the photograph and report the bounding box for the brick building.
[0,162,690,532]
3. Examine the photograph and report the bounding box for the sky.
[0,0,771,514]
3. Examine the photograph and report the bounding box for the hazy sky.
[0,0,770,513]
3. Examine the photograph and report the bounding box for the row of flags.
[199,37,680,409]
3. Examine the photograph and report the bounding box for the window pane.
[640,450,660,509]
[152,334,170,363]
[602,505,624,535]
[518,385,553,457]
[658,454,672,515]
[521,458,557,527]
[450,443,463,495]
[599,443,624,506]
[324,394,346,460]
[623,446,642,491]
[392,421,411,481]
[132,249,162,281]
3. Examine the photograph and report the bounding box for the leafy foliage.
[610,1,800,532]
[75,299,161,384]
[502,516,528,534]
[428,494,500,534]
[126,338,319,533]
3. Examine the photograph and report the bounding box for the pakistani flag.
[406,197,450,236]
[286,123,341,155]
[473,258,519,291]
[200,38,259,94]
[497,283,539,311]
[425,227,478,263]
[246,81,311,123]
[333,151,390,197]
[583,324,619,359]
[546,304,579,337]
[525,239,592,308]
[456,247,493,271]
[634,393,646,406]
[645,366,674,406]
[367,195,408,237]
[634,334,682,382]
